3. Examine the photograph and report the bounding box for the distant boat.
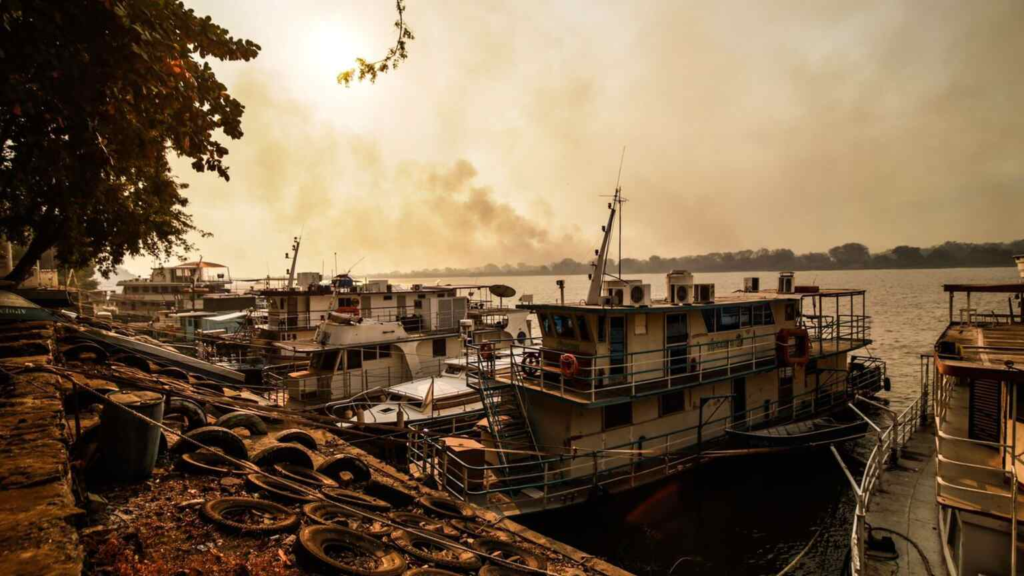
[726,417,869,448]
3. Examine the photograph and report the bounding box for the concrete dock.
[864,421,943,576]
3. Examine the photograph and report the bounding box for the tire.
[193,381,225,395]
[215,411,268,436]
[317,454,372,484]
[366,479,419,508]
[178,450,252,475]
[389,512,447,534]
[245,473,317,503]
[295,525,407,576]
[417,496,476,520]
[62,342,109,363]
[274,463,339,488]
[471,539,547,571]
[389,529,481,572]
[321,488,392,512]
[251,443,314,470]
[274,428,319,451]
[201,497,299,534]
[165,398,208,432]
[170,426,248,460]
[110,353,152,373]
[402,569,463,576]
[303,502,391,537]
[154,366,191,382]
[450,519,514,542]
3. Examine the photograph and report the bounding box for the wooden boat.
[726,417,869,448]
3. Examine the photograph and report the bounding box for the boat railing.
[263,357,454,402]
[929,363,1020,573]
[494,333,779,402]
[801,313,872,356]
[409,361,885,509]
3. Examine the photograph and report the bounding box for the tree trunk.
[3,228,58,287]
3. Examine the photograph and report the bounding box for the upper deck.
[932,282,1024,530]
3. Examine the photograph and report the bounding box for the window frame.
[602,402,633,430]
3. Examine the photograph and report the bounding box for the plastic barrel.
[99,391,165,481]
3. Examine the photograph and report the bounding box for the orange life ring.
[480,341,494,361]
[559,353,579,378]
[776,328,810,366]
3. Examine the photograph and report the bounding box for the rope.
[774,524,823,576]
[866,524,935,576]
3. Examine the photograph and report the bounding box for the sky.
[128,1,1024,278]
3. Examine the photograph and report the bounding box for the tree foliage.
[337,0,414,87]
[0,1,260,285]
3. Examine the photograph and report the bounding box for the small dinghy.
[726,417,869,448]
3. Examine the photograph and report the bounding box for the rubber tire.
[274,463,339,488]
[389,512,447,533]
[62,342,109,363]
[471,539,547,571]
[450,519,515,542]
[274,428,319,451]
[366,479,419,508]
[417,496,476,520]
[110,353,152,373]
[317,454,372,484]
[171,426,248,460]
[303,502,392,537]
[154,366,190,382]
[251,443,315,470]
[321,487,392,512]
[201,497,299,534]
[402,569,463,576]
[178,451,252,475]
[390,529,481,571]
[295,525,407,576]
[245,473,317,503]
[215,411,268,436]
[166,398,208,432]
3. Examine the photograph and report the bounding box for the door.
[397,294,407,319]
[666,313,689,384]
[609,316,627,385]
[732,377,747,430]
[968,378,1001,443]
[286,296,298,329]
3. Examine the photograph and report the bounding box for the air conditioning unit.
[743,277,760,292]
[629,284,652,307]
[603,279,645,307]
[778,272,795,294]
[666,270,694,304]
[694,283,715,304]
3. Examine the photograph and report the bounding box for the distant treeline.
[381,240,1024,278]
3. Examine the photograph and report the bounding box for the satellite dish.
[489,284,517,299]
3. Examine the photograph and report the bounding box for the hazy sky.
[131,1,1024,278]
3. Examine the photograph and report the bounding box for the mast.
[586,186,619,305]
[286,234,301,289]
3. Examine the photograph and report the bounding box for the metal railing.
[801,314,872,357]
[930,366,1020,575]
[844,355,929,575]
[263,357,456,402]
[409,359,885,511]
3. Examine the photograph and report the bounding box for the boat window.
[551,314,576,339]
[660,389,687,416]
[378,345,391,359]
[717,307,741,331]
[539,313,552,335]
[577,315,592,342]
[364,346,378,362]
[785,302,796,321]
[740,306,751,327]
[752,303,774,326]
[432,339,446,357]
[602,403,632,430]
[346,349,362,370]
[597,315,606,342]
[383,294,393,301]
[701,309,716,333]
[666,314,688,345]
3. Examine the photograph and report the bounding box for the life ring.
[559,353,579,378]
[334,306,360,316]
[480,341,494,361]
[776,328,810,366]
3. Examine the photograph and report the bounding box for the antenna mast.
[286,233,301,289]
[616,147,626,279]
[586,152,628,305]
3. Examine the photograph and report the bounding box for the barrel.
[99,391,165,481]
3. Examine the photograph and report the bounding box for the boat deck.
[863,422,942,576]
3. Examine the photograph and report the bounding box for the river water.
[397,267,1019,575]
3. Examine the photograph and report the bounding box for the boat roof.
[205,311,247,322]
[388,375,472,400]
[168,261,228,269]
[522,288,864,314]
[935,322,1024,382]
[0,291,60,322]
